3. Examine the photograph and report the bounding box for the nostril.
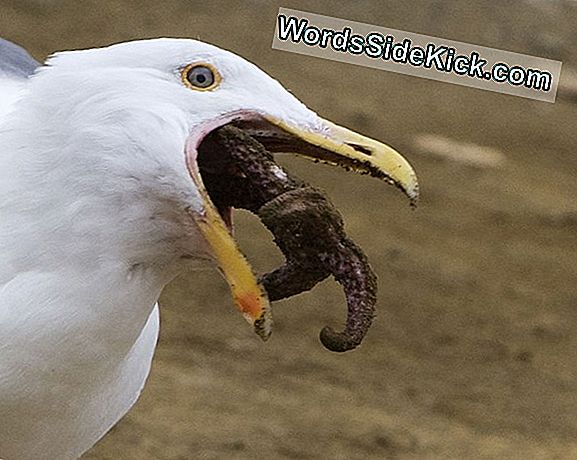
[346,142,373,156]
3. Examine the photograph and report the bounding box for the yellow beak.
[265,117,419,206]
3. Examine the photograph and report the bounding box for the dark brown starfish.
[198,125,377,352]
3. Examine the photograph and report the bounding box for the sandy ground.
[2,0,577,458]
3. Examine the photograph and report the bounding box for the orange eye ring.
[181,62,222,91]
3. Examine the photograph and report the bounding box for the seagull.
[0,37,418,459]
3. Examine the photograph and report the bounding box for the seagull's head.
[24,38,418,338]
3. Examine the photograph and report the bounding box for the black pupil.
[188,66,214,88]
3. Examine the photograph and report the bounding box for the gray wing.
[0,39,40,123]
[0,38,39,79]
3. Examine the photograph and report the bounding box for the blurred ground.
[3,0,577,458]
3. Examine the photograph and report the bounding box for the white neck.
[0,79,208,458]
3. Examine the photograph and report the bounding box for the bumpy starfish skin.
[199,126,377,352]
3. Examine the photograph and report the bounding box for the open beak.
[185,113,419,341]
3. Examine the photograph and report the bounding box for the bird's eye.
[182,63,220,91]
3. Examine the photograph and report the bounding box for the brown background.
[2,1,577,459]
